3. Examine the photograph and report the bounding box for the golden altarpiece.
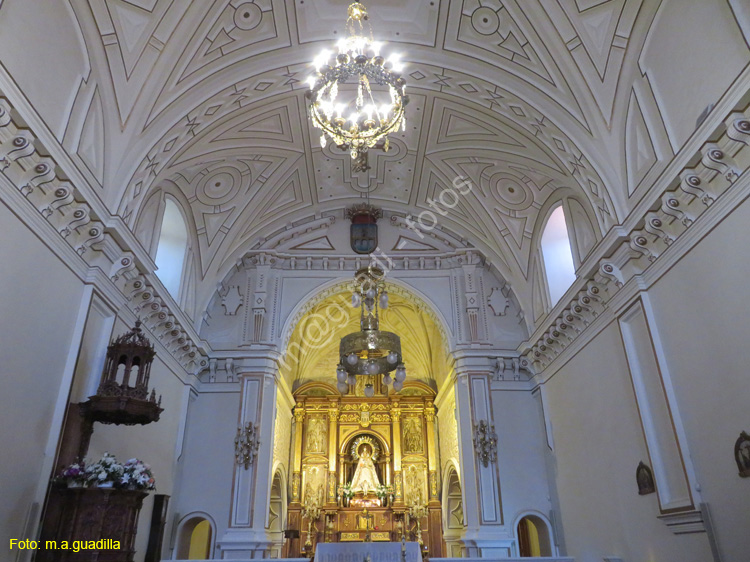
[283,379,444,557]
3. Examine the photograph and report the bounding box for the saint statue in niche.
[306,418,327,453]
[403,417,423,453]
[636,461,655,495]
[735,431,750,478]
[350,444,380,493]
[405,465,425,506]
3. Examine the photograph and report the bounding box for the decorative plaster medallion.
[196,166,243,206]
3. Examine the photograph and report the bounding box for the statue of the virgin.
[350,444,380,493]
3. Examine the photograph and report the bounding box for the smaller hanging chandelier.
[336,266,407,397]
[306,1,409,171]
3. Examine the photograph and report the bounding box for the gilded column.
[291,404,305,503]
[424,401,439,501]
[339,454,347,488]
[425,400,443,556]
[391,403,403,504]
[327,403,339,504]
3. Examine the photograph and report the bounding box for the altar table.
[314,541,421,562]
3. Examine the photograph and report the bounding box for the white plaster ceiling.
[49,0,672,316]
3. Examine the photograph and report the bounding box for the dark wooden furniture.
[144,494,170,562]
[39,322,164,562]
[38,487,147,562]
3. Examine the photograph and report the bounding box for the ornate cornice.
[522,104,750,374]
[0,96,208,374]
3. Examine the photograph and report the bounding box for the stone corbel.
[492,357,522,381]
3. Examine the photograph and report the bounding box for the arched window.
[155,198,188,298]
[540,205,576,306]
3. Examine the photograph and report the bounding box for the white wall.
[542,322,712,562]
[490,387,554,548]
[169,388,240,557]
[646,195,750,562]
[538,195,750,560]
[0,199,85,543]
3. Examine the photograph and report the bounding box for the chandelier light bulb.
[379,291,389,309]
[364,384,375,398]
[365,288,377,299]
[388,53,404,72]
[386,351,398,365]
[393,380,404,392]
[367,361,380,375]
[395,365,406,382]
[337,369,347,383]
[347,353,358,366]
[314,50,331,71]
[352,292,361,307]
[383,373,393,386]
[337,381,349,394]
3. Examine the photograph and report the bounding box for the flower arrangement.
[120,458,156,490]
[58,462,87,486]
[339,483,354,499]
[337,483,354,506]
[57,453,155,490]
[85,452,124,487]
[375,484,395,505]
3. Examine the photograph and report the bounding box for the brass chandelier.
[306,1,408,171]
[336,266,407,397]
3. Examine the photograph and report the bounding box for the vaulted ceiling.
[5,0,747,324]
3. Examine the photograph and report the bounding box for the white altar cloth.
[314,541,421,562]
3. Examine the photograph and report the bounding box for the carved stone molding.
[0,96,207,374]
[524,105,750,374]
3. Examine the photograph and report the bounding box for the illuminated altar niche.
[277,287,455,557]
[278,287,450,391]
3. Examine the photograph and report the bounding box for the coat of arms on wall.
[346,204,382,255]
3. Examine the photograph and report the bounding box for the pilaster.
[452,351,515,557]
[218,357,279,558]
